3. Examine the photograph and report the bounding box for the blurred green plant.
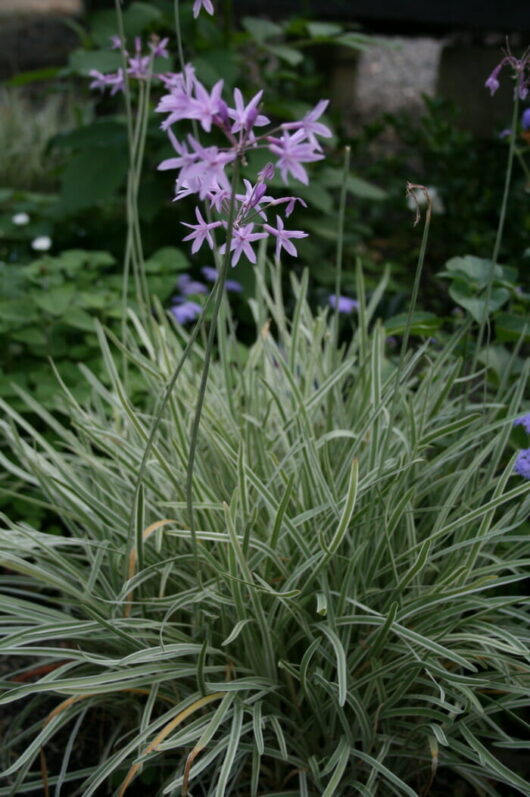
[0,245,187,413]
[0,87,90,192]
[349,97,530,309]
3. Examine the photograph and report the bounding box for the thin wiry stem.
[173,0,186,76]
[185,160,241,578]
[472,92,519,378]
[380,184,432,465]
[333,146,351,346]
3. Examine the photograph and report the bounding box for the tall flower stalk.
[90,1,332,578]
[473,46,530,376]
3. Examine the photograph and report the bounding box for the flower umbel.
[152,66,331,265]
[485,46,530,100]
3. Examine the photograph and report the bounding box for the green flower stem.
[327,146,351,430]
[115,0,135,374]
[114,0,133,153]
[131,73,153,312]
[173,0,186,77]
[333,146,351,346]
[128,278,221,577]
[472,93,520,377]
[114,17,155,376]
[381,188,432,464]
[185,160,241,578]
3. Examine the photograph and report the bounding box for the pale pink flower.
[193,0,214,17]
[182,138,236,198]
[181,207,222,253]
[263,215,307,262]
[228,88,270,133]
[282,99,332,148]
[268,129,324,184]
[189,79,224,132]
[221,223,267,266]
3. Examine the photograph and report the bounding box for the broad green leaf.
[144,247,189,273]
[68,49,123,76]
[33,285,76,316]
[242,16,283,43]
[192,49,238,87]
[89,9,120,47]
[494,312,530,342]
[477,345,513,376]
[443,255,504,288]
[62,308,96,332]
[336,33,379,51]
[123,1,162,36]
[265,44,304,66]
[52,120,127,150]
[296,182,333,213]
[347,175,387,200]
[321,168,387,200]
[59,146,129,213]
[0,299,38,328]
[449,281,509,323]
[307,22,342,38]
[10,327,48,346]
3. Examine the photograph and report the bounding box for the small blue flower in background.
[201,266,218,281]
[177,273,208,295]
[514,413,530,434]
[522,108,530,131]
[201,266,242,292]
[514,449,530,480]
[171,300,202,324]
[328,294,359,314]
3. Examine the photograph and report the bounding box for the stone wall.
[0,0,82,78]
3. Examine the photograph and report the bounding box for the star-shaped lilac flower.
[228,88,270,134]
[268,129,324,185]
[263,215,307,262]
[156,88,197,130]
[181,207,222,253]
[182,138,235,198]
[193,0,214,17]
[89,69,125,95]
[282,99,332,148]
[189,79,224,132]
[157,130,197,173]
[149,37,170,58]
[221,224,267,267]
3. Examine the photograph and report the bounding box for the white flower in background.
[31,236,52,252]
[12,212,30,225]
[406,186,445,214]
